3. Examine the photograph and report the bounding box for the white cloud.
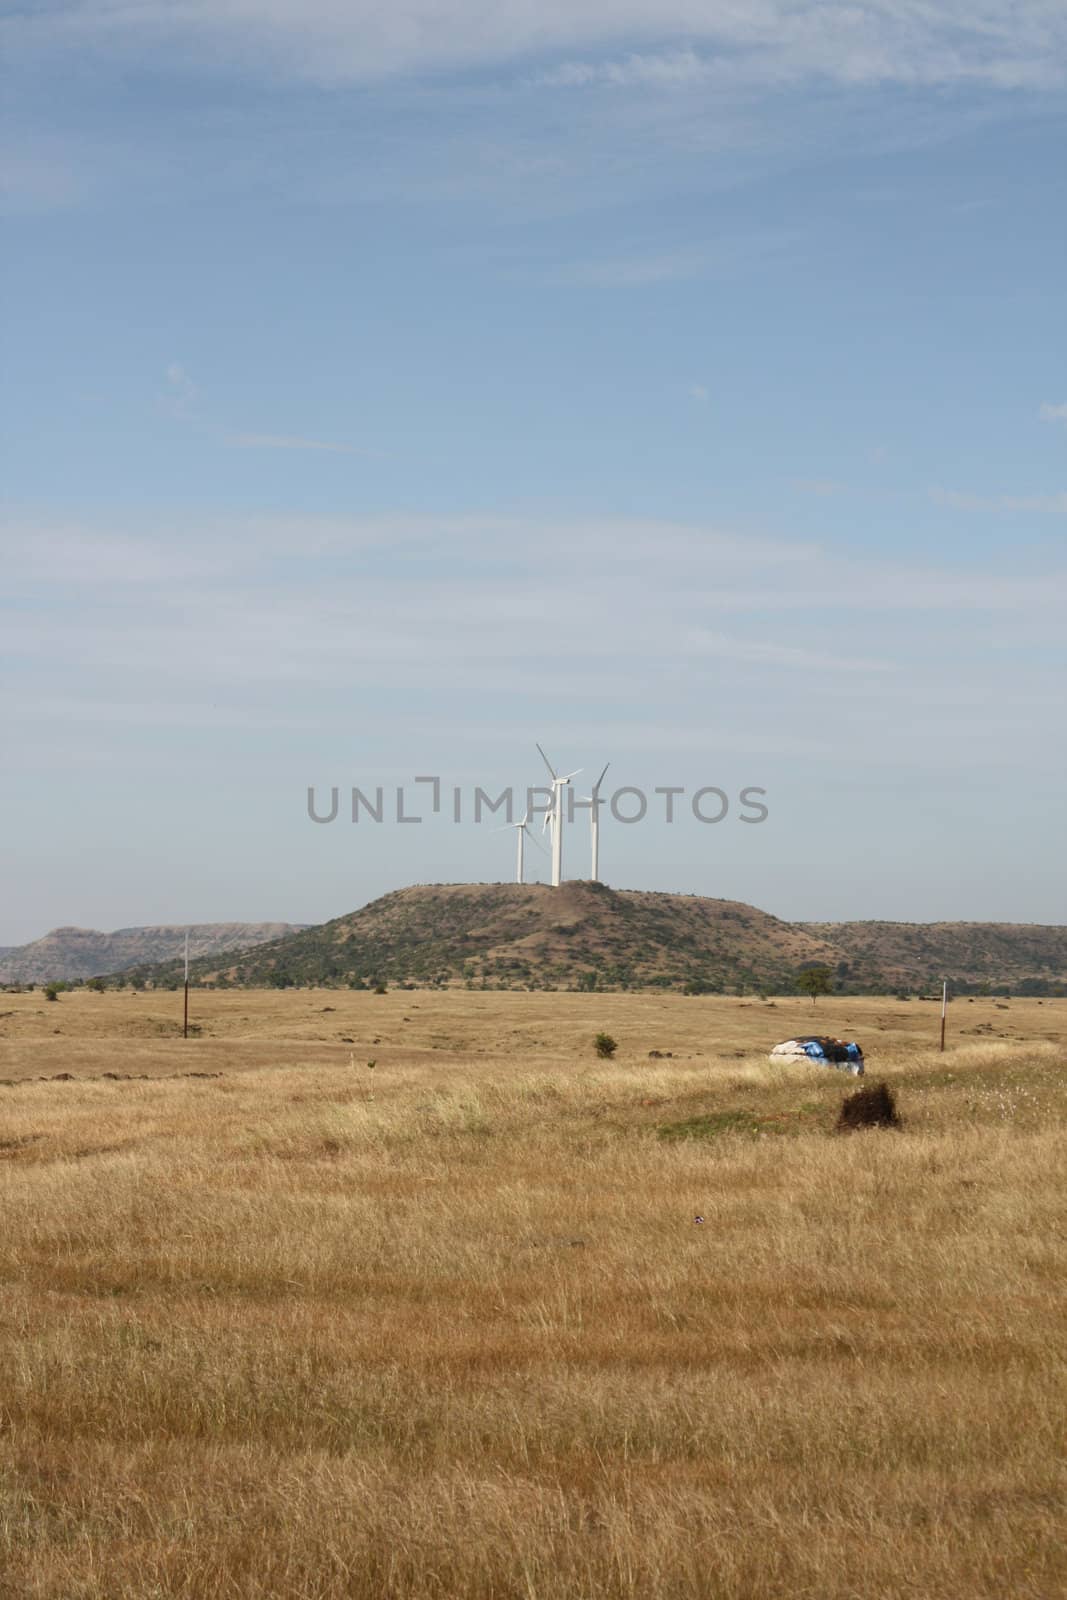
[931,486,1067,514]
[159,369,370,456]
[553,230,795,287]
[555,249,715,286]
[685,629,893,675]
[225,433,366,455]
[1039,402,1067,426]
[537,47,711,90]
[162,361,197,418]
[792,478,846,497]
[688,383,709,405]
[5,523,230,585]
[3,511,1063,701]
[7,2,1065,89]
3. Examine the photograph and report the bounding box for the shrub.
[594,1032,618,1059]
[837,1081,901,1133]
[44,983,60,1002]
[373,983,388,995]
[796,966,833,1005]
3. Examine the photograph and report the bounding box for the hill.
[0,922,307,986]
[800,919,1067,995]
[113,883,1067,995]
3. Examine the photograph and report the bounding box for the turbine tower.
[581,762,610,882]
[536,744,581,888]
[495,809,543,884]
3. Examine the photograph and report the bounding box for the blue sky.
[2,2,1065,943]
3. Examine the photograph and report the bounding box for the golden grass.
[1,991,1065,1598]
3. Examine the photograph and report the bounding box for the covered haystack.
[770,1036,864,1075]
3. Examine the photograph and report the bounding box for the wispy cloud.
[688,383,709,405]
[225,433,368,455]
[685,628,893,675]
[537,47,711,90]
[3,510,1063,841]
[931,487,1067,515]
[1039,402,1067,426]
[162,361,197,419]
[792,478,846,498]
[554,249,716,287]
[7,2,1064,90]
[158,368,371,458]
[553,231,794,287]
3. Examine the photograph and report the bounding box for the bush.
[796,966,833,1005]
[373,983,388,995]
[837,1081,901,1133]
[44,983,60,1002]
[594,1032,618,1059]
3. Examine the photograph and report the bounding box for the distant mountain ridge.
[0,923,307,985]
[112,883,1067,996]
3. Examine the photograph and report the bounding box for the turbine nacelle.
[535,745,583,887]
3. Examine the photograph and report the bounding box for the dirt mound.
[837,1081,902,1132]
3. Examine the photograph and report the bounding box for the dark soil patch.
[837,1080,901,1132]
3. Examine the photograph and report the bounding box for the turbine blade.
[535,743,557,781]
[525,826,549,854]
[561,768,582,782]
[594,762,610,793]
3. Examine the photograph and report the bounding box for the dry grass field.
[1,988,1064,1598]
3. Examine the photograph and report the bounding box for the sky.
[2,1,1066,944]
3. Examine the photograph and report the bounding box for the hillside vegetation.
[114,883,1067,996]
[0,922,306,985]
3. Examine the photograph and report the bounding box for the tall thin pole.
[939,978,947,1053]
[516,825,524,885]
[183,931,190,1040]
[589,765,608,884]
[551,783,563,887]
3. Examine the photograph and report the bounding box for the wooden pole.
[939,978,947,1052]
[183,931,189,1040]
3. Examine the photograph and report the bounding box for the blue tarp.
[794,1036,865,1074]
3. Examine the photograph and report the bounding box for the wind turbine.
[579,762,611,882]
[495,808,544,884]
[536,744,581,888]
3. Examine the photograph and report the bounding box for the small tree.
[44,983,60,1002]
[86,977,105,993]
[796,966,833,1006]
[594,1032,618,1059]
